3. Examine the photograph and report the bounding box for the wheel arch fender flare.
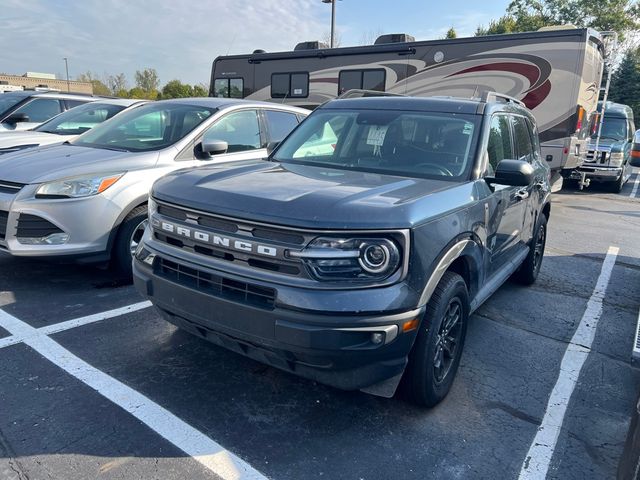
[417,235,484,308]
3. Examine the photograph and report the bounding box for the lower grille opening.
[16,214,63,238]
[156,258,276,310]
[0,210,8,240]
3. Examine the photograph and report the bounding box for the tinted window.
[271,74,289,98]
[512,115,534,162]
[290,73,309,97]
[73,103,215,152]
[14,99,62,123]
[338,69,386,94]
[204,110,261,153]
[213,78,244,98]
[0,93,29,116]
[264,110,299,143]
[35,102,125,135]
[487,115,513,172]
[65,99,88,109]
[274,109,480,180]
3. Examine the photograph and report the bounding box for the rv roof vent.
[374,33,415,45]
[253,49,267,54]
[0,81,8,85]
[294,41,330,51]
[538,24,577,31]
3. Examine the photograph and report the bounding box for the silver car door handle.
[515,189,530,200]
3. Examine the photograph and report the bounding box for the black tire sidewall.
[112,207,147,276]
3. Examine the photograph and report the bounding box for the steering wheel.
[415,163,454,176]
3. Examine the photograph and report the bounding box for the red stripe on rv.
[447,62,541,86]
[521,79,552,109]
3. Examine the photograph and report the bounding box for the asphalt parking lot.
[1,175,640,480]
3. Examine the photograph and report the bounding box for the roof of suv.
[155,97,310,113]
[320,96,485,114]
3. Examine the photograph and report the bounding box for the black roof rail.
[479,90,525,106]
[337,89,406,100]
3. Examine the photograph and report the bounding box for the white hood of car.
[0,131,70,151]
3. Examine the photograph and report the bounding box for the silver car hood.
[0,131,65,149]
[0,144,160,184]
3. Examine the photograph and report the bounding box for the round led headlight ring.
[359,241,396,274]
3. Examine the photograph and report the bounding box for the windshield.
[0,93,29,116]
[590,116,628,141]
[273,109,480,180]
[72,102,215,152]
[35,102,126,135]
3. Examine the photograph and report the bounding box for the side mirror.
[6,112,30,124]
[200,139,228,157]
[630,129,640,167]
[486,159,535,187]
[266,141,280,155]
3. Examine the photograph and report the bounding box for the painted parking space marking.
[0,307,267,480]
[630,173,640,198]
[0,301,152,350]
[518,246,619,480]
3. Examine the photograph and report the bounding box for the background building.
[0,72,93,94]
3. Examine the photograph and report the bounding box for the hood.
[152,161,475,229]
[589,138,627,153]
[0,143,159,184]
[0,131,65,153]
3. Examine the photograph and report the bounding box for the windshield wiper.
[96,145,130,152]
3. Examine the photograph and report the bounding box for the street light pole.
[63,57,70,92]
[322,0,337,48]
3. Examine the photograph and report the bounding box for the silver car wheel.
[129,219,148,257]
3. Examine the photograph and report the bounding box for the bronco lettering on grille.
[155,219,278,257]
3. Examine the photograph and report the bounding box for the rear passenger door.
[485,114,527,273]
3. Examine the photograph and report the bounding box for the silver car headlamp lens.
[36,172,125,199]
[148,197,158,218]
[608,152,624,167]
[291,237,402,282]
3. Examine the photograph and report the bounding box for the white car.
[0,99,144,155]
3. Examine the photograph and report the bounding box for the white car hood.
[0,131,68,152]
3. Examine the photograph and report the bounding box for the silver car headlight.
[36,172,125,199]
[609,152,624,167]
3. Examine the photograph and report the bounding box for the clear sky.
[1,0,511,88]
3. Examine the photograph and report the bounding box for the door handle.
[515,189,530,200]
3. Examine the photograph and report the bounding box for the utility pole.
[322,0,337,48]
[63,57,70,92]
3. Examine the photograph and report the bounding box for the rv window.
[512,116,534,163]
[338,69,386,95]
[213,78,244,98]
[271,73,309,98]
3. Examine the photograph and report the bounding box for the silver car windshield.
[272,109,480,180]
[35,102,126,135]
[72,103,216,152]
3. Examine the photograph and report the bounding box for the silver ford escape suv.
[0,98,308,276]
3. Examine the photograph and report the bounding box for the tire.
[402,271,469,407]
[513,214,547,285]
[111,206,148,279]
[609,171,625,193]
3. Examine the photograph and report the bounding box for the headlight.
[290,236,403,282]
[148,197,158,218]
[36,172,125,198]
[609,152,624,167]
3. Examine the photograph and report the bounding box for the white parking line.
[0,301,152,350]
[630,173,640,198]
[519,246,619,480]
[0,308,267,480]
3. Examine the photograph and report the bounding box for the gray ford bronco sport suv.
[134,93,551,407]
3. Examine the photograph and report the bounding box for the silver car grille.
[0,210,8,240]
[0,180,26,195]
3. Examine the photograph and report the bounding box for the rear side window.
[271,73,309,98]
[264,110,300,143]
[65,99,88,109]
[213,78,244,98]
[13,99,62,123]
[487,115,513,172]
[512,115,534,162]
[338,69,386,94]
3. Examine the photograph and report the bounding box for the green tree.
[159,79,193,99]
[76,71,111,96]
[107,73,128,96]
[609,47,640,116]
[134,68,160,93]
[445,27,457,39]
[192,83,209,97]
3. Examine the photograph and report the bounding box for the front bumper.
[133,250,424,391]
[575,165,622,182]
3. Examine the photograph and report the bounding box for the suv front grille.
[0,211,8,240]
[156,258,276,310]
[0,180,26,195]
[16,214,63,238]
[585,150,608,164]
